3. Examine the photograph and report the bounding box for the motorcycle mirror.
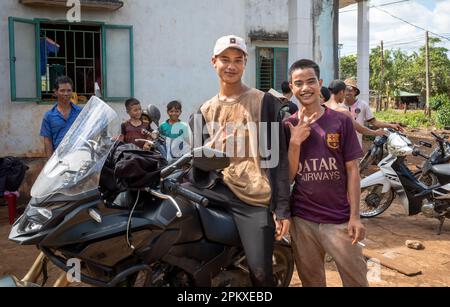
[146,104,162,126]
[192,147,230,172]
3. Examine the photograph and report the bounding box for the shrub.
[374,109,436,129]
[437,104,450,128]
[430,94,450,111]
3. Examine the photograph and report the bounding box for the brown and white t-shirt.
[200,88,271,207]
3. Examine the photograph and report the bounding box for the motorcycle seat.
[431,164,450,183]
[196,205,241,247]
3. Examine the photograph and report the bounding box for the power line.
[340,0,410,13]
[342,38,425,49]
[373,6,450,42]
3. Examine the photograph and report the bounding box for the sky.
[339,0,450,57]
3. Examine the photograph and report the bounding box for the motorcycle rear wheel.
[272,244,294,287]
[413,171,439,187]
[360,185,395,218]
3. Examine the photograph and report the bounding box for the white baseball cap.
[213,35,248,57]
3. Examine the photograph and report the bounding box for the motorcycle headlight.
[17,207,53,235]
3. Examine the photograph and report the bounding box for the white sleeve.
[364,101,375,122]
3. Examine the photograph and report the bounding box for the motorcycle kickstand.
[437,217,446,235]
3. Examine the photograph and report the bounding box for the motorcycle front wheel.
[360,185,395,218]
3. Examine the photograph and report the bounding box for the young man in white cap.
[341,78,403,147]
[188,35,291,286]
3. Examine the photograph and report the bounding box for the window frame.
[8,17,41,102]
[256,46,289,92]
[8,17,134,103]
[101,24,134,102]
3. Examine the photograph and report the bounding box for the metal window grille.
[256,47,288,93]
[40,23,102,102]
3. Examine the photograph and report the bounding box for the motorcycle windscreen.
[31,96,120,198]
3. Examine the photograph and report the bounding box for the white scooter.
[360,129,450,234]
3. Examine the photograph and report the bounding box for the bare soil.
[1,127,450,287]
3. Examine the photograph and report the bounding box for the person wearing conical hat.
[340,78,403,146]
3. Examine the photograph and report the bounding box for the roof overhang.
[19,0,124,11]
[340,0,358,9]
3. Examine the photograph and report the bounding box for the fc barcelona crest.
[327,133,340,149]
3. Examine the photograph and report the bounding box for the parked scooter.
[0,97,294,287]
[360,129,450,234]
[414,132,450,186]
[360,131,450,187]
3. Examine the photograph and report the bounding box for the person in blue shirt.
[40,76,82,157]
[159,100,191,162]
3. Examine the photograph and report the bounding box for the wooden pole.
[425,31,431,117]
[377,41,384,112]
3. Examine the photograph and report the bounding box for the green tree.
[416,38,450,96]
[340,38,450,106]
[340,55,357,80]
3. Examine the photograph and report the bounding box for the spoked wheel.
[414,171,439,187]
[360,185,395,218]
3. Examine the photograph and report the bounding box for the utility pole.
[381,40,387,111]
[425,31,431,117]
[377,41,384,112]
[338,44,343,79]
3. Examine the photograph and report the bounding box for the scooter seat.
[431,164,450,184]
[196,205,241,247]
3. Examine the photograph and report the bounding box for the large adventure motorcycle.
[0,97,294,287]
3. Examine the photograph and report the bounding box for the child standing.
[119,98,150,149]
[159,101,191,162]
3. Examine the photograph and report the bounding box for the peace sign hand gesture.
[286,108,318,145]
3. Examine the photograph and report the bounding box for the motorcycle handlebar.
[412,149,430,160]
[162,180,209,207]
[160,153,193,178]
[431,131,442,140]
[431,132,447,157]
[385,128,407,138]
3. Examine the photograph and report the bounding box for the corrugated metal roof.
[394,90,421,97]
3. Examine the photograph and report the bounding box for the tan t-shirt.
[200,88,272,207]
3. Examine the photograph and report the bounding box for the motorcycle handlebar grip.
[431,131,443,141]
[174,185,209,207]
[162,179,209,206]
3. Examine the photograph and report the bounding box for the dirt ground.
[1,128,450,287]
